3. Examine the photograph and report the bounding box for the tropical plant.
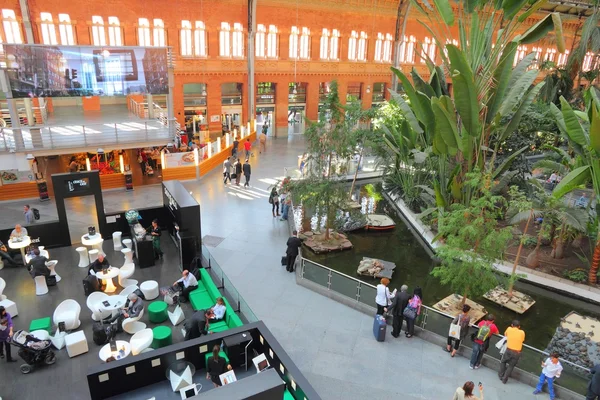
[563,268,588,283]
[551,89,600,283]
[431,172,513,305]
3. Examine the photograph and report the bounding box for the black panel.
[0,220,68,249]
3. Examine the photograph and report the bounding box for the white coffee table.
[99,294,127,317]
[81,233,103,249]
[96,267,120,293]
[99,340,131,362]
[8,236,31,261]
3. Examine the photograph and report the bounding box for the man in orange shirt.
[499,320,526,384]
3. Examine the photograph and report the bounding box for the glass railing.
[283,155,383,180]
[298,257,592,395]
[201,244,259,323]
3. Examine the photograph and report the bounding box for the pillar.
[362,81,373,110]
[305,79,320,122]
[146,94,154,119]
[207,82,221,134]
[23,98,35,126]
[275,80,289,137]
[166,50,177,139]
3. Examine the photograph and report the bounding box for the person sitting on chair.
[173,270,198,303]
[0,240,19,267]
[27,249,50,278]
[9,224,28,239]
[108,293,143,330]
[88,254,109,276]
[206,344,232,388]
[204,297,226,333]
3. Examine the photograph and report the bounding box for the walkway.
[0,137,546,399]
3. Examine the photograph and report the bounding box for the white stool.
[93,239,104,251]
[140,280,159,300]
[89,249,99,263]
[34,276,49,296]
[47,260,61,283]
[64,331,88,358]
[112,231,123,251]
[76,247,89,268]
[121,248,134,264]
[0,299,18,317]
[123,238,133,250]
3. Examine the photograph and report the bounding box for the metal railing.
[201,244,259,324]
[299,257,592,395]
[0,120,172,152]
[283,155,384,180]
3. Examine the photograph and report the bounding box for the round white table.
[8,236,31,262]
[99,294,127,317]
[81,233,103,249]
[96,267,120,293]
[46,260,60,282]
[99,340,131,362]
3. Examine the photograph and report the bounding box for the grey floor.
[0,137,549,400]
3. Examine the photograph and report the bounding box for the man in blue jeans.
[533,352,562,399]
[470,314,499,369]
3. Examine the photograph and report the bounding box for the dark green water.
[302,188,600,350]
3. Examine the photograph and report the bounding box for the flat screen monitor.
[179,384,198,399]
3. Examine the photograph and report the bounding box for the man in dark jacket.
[588,364,600,400]
[242,159,251,187]
[234,158,242,186]
[387,284,410,338]
[285,230,302,273]
[88,254,109,275]
[27,249,50,278]
[183,310,207,340]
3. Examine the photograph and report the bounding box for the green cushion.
[151,326,172,348]
[204,350,229,366]
[207,320,228,331]
[148,301,168,323]
[284,389,295,400]
[189,291,214,311]
[229,313,244,328]
[210,324,230,333]
[29,317,51,333]
[190,284,207,295]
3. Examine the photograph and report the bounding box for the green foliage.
[430,173,512,301]
[521,235,538,248]
[563,268,588,283]
[364,184,383,202]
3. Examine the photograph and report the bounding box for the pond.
[300,183,600,350]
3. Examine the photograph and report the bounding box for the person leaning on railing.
[498,320,525,384]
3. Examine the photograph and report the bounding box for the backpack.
[83,275,101,296]
[476,323,492,342]
[92,321,117,345]
[32,208,40,220]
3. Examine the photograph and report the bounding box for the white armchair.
[86,292,112,321]
[0,277,6,301]
[122,307,146,334]
[119,263,138,287]
[34,276,48,296]
[53,299,81,330]
[130,328,153,355]
[120,284,139,298]
[168,305,185,326]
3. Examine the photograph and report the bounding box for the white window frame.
[138,18,151,46]
[289,26,299,59]
[320,28,329,60]
[181,20,192,56]
[256,24,266,58]
[232,22,244,58]
[107,16,122,46]
[544,48,557,63]
[2,9,22,44]
[383,33,392,63]
[40,12,58,45]
[58,13,75,45]
[266,24,277,59]
[513,45,527,67]
[220,22,231,57]
[91,15,106,46]
[153,18,165,47]
[194,21,207,57]
[357,31,367,61]
[374,32,383,62]
[421,36,436,64]
[348,30,357,61]
[330,29,340,61]
[299,27,310,60]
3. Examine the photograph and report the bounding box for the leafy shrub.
[521,234,538,248]
[563,268,588,283]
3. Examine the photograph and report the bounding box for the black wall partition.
[51,171,106,247]
[87,321,322,400]
[0,221,68,249]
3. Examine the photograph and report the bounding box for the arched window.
[220,22,231,57]
[153,18,165,47]
[107,16,121,46]
[194,21,207,57]
[91,16,106,46]
[256,24,266,58]
[266,25,277,58]
[330,29,340,60]
[138,18,150,46]
[181,20,192,56]
[299,27,310,59]
[58,14,75,45]
[320,29,329,60]
[232,22,244,57]
[40,12,58,45]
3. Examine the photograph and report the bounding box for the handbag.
[281,256,287,266]
[231,173,237,179]
[268,196,273,204]
[449,322,461,339]
[495,337,508,354]
[403,306,417,320]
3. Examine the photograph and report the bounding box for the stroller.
[11,330,56,374]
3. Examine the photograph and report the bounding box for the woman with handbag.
[404,286,423,338]
[269,187,280,217]
[445,304,472,357]
[375,278,396,315]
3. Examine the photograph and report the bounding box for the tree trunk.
[461,290,468,307]
[509,210,533,296]
[348,148,363,200]
[526,232,543,268]
[590,238,600,284]
[552,221,567,259]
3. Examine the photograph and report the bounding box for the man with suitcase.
[387,285,410,338]
[285,231,302,272]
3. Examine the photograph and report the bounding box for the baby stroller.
[11,330,56,374]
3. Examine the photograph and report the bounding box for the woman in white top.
[453,381,483,400]
[375,278,396,315]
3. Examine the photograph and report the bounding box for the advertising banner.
[0,169,35,184]
[165,151,195,168]
[1,45,169,98]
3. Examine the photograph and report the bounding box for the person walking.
[499,320,526,384]
[232,136,239,158]
[445,304,471,357]
[243,159,251,187]
[24,204,35,224]
[387,285,410,338]
[280,193,290,221]
[244,138,252,158]
[148,218,163,259]
[233,158,242,186]
[259,130,267,154]
[404,287,422,338]
[285,230,302,272]
[453,381,483,400]
[269,187,280,217]
[470,314,499,369]
[137,149,148,176]
[588,363,600,400]
[533,352,562,399]
[0,306,16,362]
[223,157,232,184]
[375,278,396,315]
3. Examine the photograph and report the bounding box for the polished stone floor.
[0,136,548,400]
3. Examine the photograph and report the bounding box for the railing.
[129,98,183,140]
[201,244,259,324]
[283,154,383,179]
[298,257,592,396]
[0,120,172,152]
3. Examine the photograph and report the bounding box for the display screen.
[1,44,169,98]
[184,388,196,397]
[66,177,90,193]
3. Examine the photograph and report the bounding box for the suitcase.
[373,314,387,342]
[281,256,287,266]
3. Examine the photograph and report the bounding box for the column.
[275,80,289,137]
[146,94,154,119]
[247,0,257,126]
[166,50,177,139]
[207,81,222,134]
[337,79,348,106]
[305,79,320,122]
[7,99,24,150]
[362,81,373,110]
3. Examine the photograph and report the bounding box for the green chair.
[29,317,51,333]
[148,301,168,323]
[283,389,295,400]
[189,291,214,311]
[151,326,172,348]
[204,350,229,366]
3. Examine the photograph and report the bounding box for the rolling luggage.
[373,314,387,342]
